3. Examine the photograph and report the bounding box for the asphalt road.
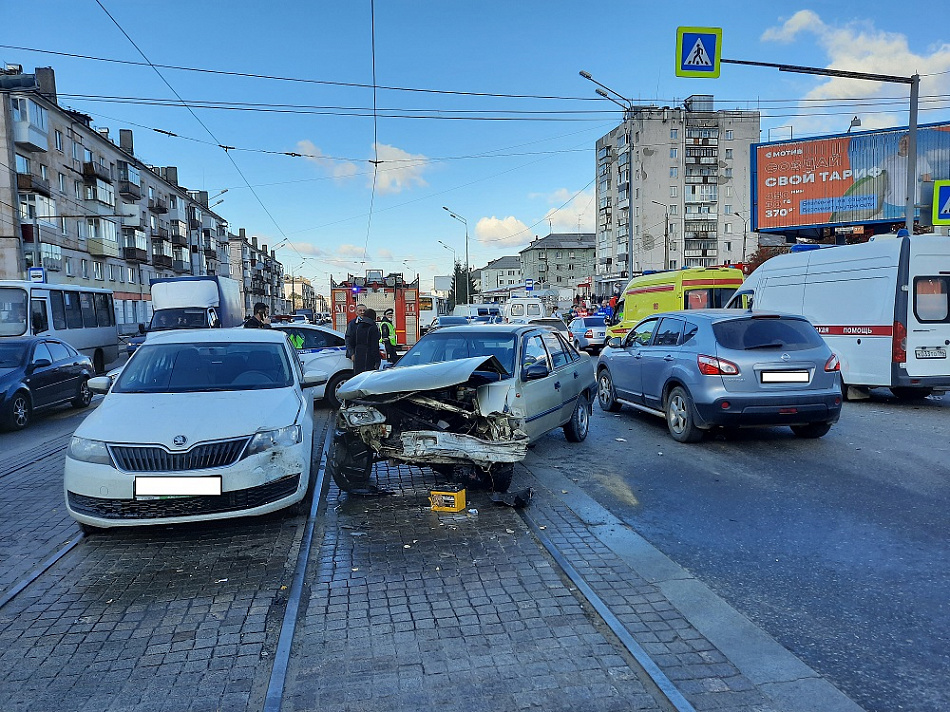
[525,388,950,712]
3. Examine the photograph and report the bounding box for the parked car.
[272,322,379,409]
[328,324,597,494]
[64,330,327,532]
[0,336,94,431]
[426,315,471,332]
[597,310,842,442]
[568,316,607,353]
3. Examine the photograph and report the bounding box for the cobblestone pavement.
[283,461,668,712]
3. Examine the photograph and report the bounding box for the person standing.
[344,303,367,347]
[243,302,271,329]
[346,307,381,374]
[379,308,399,363]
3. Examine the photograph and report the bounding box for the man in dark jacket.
[346,307,381,374]
[243,302,271,328]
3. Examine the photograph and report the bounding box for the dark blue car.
[0,336,94,431]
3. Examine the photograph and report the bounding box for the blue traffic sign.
[676,27,722,78]
[933,180,950,226]
[525,279,534,291]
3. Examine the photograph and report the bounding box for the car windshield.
[438,317,470,326]
[149,308,208,331]
[0,287,28,337]
[399,331,516,377]
[0,342,28,368]
[113,342,294,393]
[713,317,825,351]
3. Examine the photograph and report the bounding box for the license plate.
[134,476,222,497]
[915,347,947,359]
[760,371,810,383]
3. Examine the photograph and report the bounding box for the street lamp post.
[733,212,751,262]
[442,207,469,305]
[651,201,670,270]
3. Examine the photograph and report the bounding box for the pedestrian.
[551,305,562,320]
[344,303,367,345]
[379,308,399,363]
[243,302,271,328]
[346,307,381,374]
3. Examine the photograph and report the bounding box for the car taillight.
[697,354,739,376]
[824,354,840,372]
[584,329,594,338]
[892,321,906,363]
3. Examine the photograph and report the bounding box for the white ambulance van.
[727,235,950,399]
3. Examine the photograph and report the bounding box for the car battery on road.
[429,484,467,512]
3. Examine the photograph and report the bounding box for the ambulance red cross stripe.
[814,325,893,336]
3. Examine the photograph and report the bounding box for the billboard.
[752,122,950,232]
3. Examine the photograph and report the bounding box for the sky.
[5,2,950,295]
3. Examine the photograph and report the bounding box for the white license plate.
[134,476,222,497]
[760,371,810,383]
[915,347,947,359]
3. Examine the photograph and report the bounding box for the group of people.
[242,301,396,375]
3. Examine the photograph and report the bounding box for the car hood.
[74,388,304,446]
[338,355,506,400]
[0,367,21,382]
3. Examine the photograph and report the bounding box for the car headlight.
[246,425,302,456]
[341,406,387,427]
[68,437,113,465]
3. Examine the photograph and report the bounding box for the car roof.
[639,309,808,323]
[273,323,344,337]
[146,328,289,345]
[0,335,44,345]
[428,324,535,335]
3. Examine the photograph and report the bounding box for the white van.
[503,297,545,324]
[727,236,950,399]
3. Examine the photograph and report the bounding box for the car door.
[639,317,685,410]
[518,332,563,440]
[45,339,80,401]
[609,317,659,404]
[25,341,60,407]
[541,331,581,424]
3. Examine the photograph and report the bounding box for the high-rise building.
[594,95,760,296]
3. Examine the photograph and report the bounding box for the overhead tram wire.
[92,0,288,241]
[363,0,381,264]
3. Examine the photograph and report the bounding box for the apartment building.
[594,95,760,296]
[0,65,279,331]
[228,228,286,317]
[519,232,595,291]
[478,255,522,291]
[283,273,317,313]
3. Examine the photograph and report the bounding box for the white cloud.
[541,188,596,233]
[297,140,359,180]
[475,216,533,247]
[287,241,327,256]
[377,248,394,260]
[761,13,950,133]
[337,244,367,258]
[372,143,431,194]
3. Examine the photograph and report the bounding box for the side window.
[557,333,580,361]
[94,293,114,326]
[511,304,525,317]
[626,318,659,347]
[303,329,331,349]
[79,292,97,328]
[527,303,542,316]
[522,334,549,369]
[914,277,949,322]
[64,291,84,329]
[541,331,570,369]
[31,299,49,334]
[50,290,67,330]
[612,299,624,324]
[47,340,71,362]
[653,318,684,347]
[32,342,53,364]
[683,322,699,345]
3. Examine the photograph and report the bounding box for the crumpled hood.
[338,355,505,400]
[74,389,303,446]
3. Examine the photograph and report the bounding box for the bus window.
[80,292,97,328]
[64,292,83,329]
[0,287,28,336]
[31,299,49,334]
[50,290,67,330]
[94,293,114,327]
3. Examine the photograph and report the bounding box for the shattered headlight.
[246,425,302,456]
[342,406,387,427]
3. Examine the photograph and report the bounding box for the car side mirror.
[88,376,112,394]
[30,358,52,371]
[138,323,146,334]
[605,337,622,348]
[301,369,329,388]
[522,362,550,381]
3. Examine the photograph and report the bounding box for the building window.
[725,223,733,234]
[670,205,678,215]
[81,259,89,279]
[724,168,733,178]
[670,148,678,158]
[74,180,83,200]
[128,267,136,284]
[669,260,677,269]
[725,130,734,140]
[724,241,732,251]
[15,154,29,174]
[93,261,103,280]
[108,264,116,281]
[724,204,732,215]
[670,186,678,198]
[55,130,64,152]
[725,148,733,159]
[670,166,678,178]
[72,141,82,161]
[58,173,66,193]
[65,257,73,276]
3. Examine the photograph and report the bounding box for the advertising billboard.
[752,122,950,232]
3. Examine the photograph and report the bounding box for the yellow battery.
[429,484,466,512]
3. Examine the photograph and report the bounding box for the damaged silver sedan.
[329,325,597,494]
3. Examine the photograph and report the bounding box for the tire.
[327,430,375,493]
[71,377,93,409]
[451,463,514,493]
[325,371,352,410]
[3,391,32,431]
[483,463,514,493]
[563,395,590,442]
[790,422,833,438]
[93,350,105,375]
[597,369,622,412]
[890,386,933,401]
[287,469,318,517]
[665,386,703,443]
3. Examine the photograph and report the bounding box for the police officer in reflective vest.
[379,308,398,362]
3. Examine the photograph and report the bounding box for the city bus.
[0,280,119,373]
[419,293,449,334]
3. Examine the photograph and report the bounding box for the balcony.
[16,173,51,197]
[87,238,120,258]
[118,180,142,201]
[148,197,168,214]
[82,162,112,183]
[150,226,170,242]
[13,121,47,153]
[188,218,201,230]
[152,254,173,269]
[122,246,148,263]
[203,246,216,259]
[170,232,188,247]
[172,260,190,273]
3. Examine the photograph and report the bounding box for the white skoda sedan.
[65,330,326,532]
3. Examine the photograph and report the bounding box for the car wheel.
[890,386,933,401]
[483,463,514,493]
[71,378,93,409]
[790,422,833,438]
[597,369,622,412]
[3,391,31,431]
[327,429,375,493]
[325,371,352,410]
[563,395,590,442]
[665,386,703,443]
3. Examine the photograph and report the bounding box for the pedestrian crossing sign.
[676,27,722,78]
[933,180,950,226]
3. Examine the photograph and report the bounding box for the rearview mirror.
[301,369,329,388]
[606,337,623,349]
[138,323,146,334]
[522,362,550,381]
[88,376,112,394]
